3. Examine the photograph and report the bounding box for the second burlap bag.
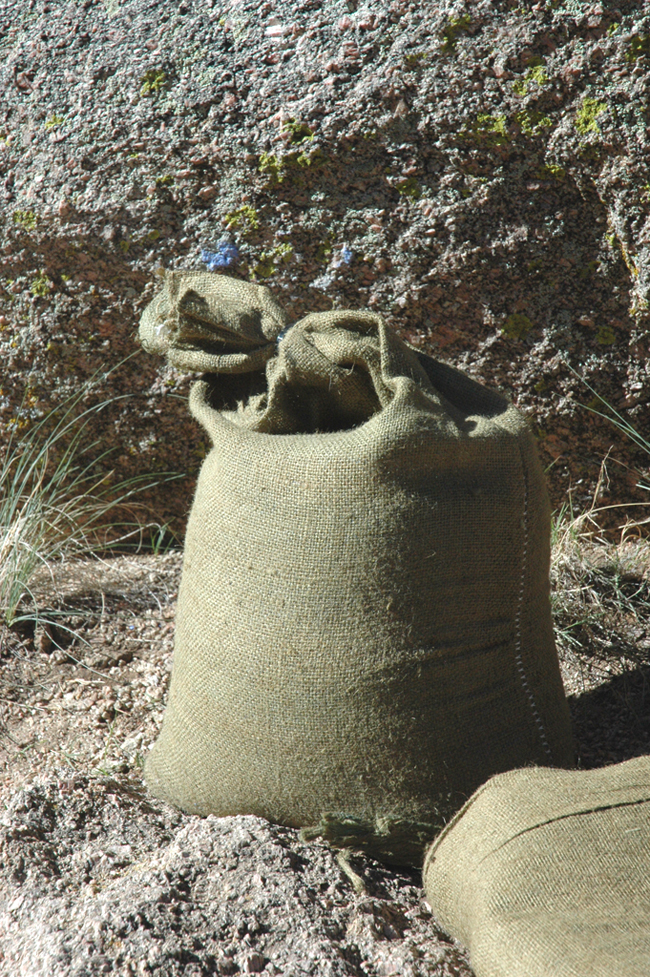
[423,754,650,977]
[143,273,574,865]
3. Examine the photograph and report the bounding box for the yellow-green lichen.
[155,174,174,186]
[395,177,420,199]
[13,210,37,231]
[30,270,52,298]
[315,235,335,263]
[517,110,553,136]
[259,148,321,183]
[253,243,293,278]
[225,205,259,232]
[575,97,607,136]
[501,313,533,339]
[472,113,509,145]
[596,325,616,344]
[282,119,314,145]
[440,15,471,54]
[626,34,650,62]
[513,61,549,96]
[404,51,428,68]
[537,163,565,181]
[45,113,65,130]
[259,152,284,181]
[140,70,167,96]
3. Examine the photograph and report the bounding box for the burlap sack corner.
[140,273,574,866]
[423,755,650,977]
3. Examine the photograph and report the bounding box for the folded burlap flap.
[139,269,288,374]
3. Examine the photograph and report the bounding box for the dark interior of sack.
[414,353,509,420]
[201,350,509,434]
[204,370,269,412]
[269,367,382,434]
[204,362,382,434]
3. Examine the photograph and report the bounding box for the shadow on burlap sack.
[423,755,650,977]
[139,271,574,867]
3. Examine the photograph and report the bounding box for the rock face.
[1,0,649,528]
[0,776,472,977]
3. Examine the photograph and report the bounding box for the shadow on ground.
[570,665,650,769]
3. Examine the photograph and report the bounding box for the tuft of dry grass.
[0,367,179,632]
[551,372,650,696]
[551,472,650,695]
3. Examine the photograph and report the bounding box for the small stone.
[243,953,267,973]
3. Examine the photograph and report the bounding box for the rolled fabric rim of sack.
[423,754,650,977]
[140,270,574,866]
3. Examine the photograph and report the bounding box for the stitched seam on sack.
[514,448,553,761]
[479,795,650,863]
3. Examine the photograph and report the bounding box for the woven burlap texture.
[142,282,574,866]
[138,269,288,374]
[423,754,650,977]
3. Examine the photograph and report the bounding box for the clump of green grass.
[0,369,178,630]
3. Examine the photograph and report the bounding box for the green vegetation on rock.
[395,177,420,199]
[403,51,428,69]
[140,69,167,96]
[225,205,259,233]
[471,113,509,145]
[538,163,565,181]
[626,34,650,62]
[282,119,314,145]
[513,61,549,96]
[13,210,37,231]
[45,113,65,130]
[440,15,470,54]
[596,325,616,345]
[30,271,52,298]
[253,243,293,279]
[575,97,607,136]
[501,313,533,339]
[517,110,553,136]
[258,147,321,184]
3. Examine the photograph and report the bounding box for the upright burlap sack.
[423,755,650,977]
[142,272,573,865]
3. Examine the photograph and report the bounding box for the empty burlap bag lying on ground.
[423,755,650,977]
[141,271,574,865]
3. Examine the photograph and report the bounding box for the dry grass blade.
[0,364,180,629]
[551,470,650,693]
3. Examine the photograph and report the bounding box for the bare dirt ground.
[0,542,649,976]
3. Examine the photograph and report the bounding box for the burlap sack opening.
[423,755,650,977]
[141,274,574,866]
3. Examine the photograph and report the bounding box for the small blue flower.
[331,246,354,269]
[201,241,240,270]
